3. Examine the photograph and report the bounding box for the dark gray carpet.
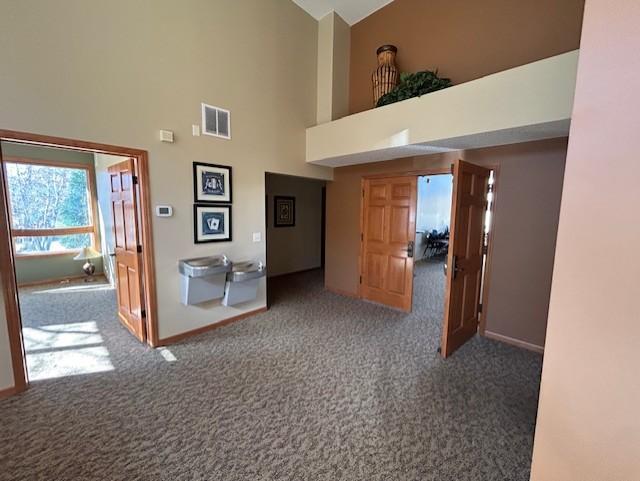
[0,263,542,480]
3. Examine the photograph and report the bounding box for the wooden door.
[361,176,417,312]
[109,159,145,342]
[441,160,491,357]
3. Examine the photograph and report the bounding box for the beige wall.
[316,13,334,124]
[325,138,566,348]
[331,14,350,121]
[316,12,350,124]
[0,0,332,379]
[349,0,585,114]
[1,143,103,285]
[266,174,324,277]
[531,0,640,478]
[468,142,566,349]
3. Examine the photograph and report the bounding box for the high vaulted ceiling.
[291,0,393,25]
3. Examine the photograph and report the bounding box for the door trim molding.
[0,147,26,392]
[478,164,500,337]
[0,129,160,396]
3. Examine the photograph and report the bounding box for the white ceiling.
[291,0,393,25]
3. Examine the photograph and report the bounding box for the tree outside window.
[5,160,95,254]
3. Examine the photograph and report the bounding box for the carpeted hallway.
[0,264,542,481]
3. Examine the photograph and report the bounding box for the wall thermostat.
[156,205,173,217]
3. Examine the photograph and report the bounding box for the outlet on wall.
[252,232,261,243]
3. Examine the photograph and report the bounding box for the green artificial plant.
[376,70,452,107]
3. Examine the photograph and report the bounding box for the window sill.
[14,250,85,259]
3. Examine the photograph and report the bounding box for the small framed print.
[194,204,232,243]
[193,162,232,204]
[274,196,295,228]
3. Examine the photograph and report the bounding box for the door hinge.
[137,245,143,253]
[141,309,146,318]
[359,275,362,284]
[362,188,365,198]
[478,303,483,313]
[482,244,488,255]
[132,175,139,185]
[361,233,364,241]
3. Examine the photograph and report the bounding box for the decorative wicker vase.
[372,45,399,107]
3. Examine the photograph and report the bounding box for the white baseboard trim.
[483,330,544,354]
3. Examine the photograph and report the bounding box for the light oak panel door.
[441,160,491,358]
[361,176,417,311]
[109,159,145,342]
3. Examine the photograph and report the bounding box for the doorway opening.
[412,174,453,318]
[264,172,326,307]
[359,161,496,357]
[0,130,158,393]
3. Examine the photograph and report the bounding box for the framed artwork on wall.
[193,162,232,204]
[194,204,232,243]
[274,196,295,228]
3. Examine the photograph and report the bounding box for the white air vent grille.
[201,103,231,140]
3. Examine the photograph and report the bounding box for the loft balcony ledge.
[306,50,579,167]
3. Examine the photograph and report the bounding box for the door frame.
[477,164,500,336]
[0,129,159,395]
[358,163,499,334]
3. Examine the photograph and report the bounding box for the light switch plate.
[192,124,201,136]
[252,232,261,243]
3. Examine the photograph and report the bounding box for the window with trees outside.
[4,158,98,256]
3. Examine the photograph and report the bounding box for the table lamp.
[74,247,101,282]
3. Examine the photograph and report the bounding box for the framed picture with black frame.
[194,204,232,243]
[274,196,295,228]
[193,162,232,204]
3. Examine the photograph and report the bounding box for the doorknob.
[108,251,116,257]
[404,240,414,258]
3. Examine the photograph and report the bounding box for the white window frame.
[3,157,100,257]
